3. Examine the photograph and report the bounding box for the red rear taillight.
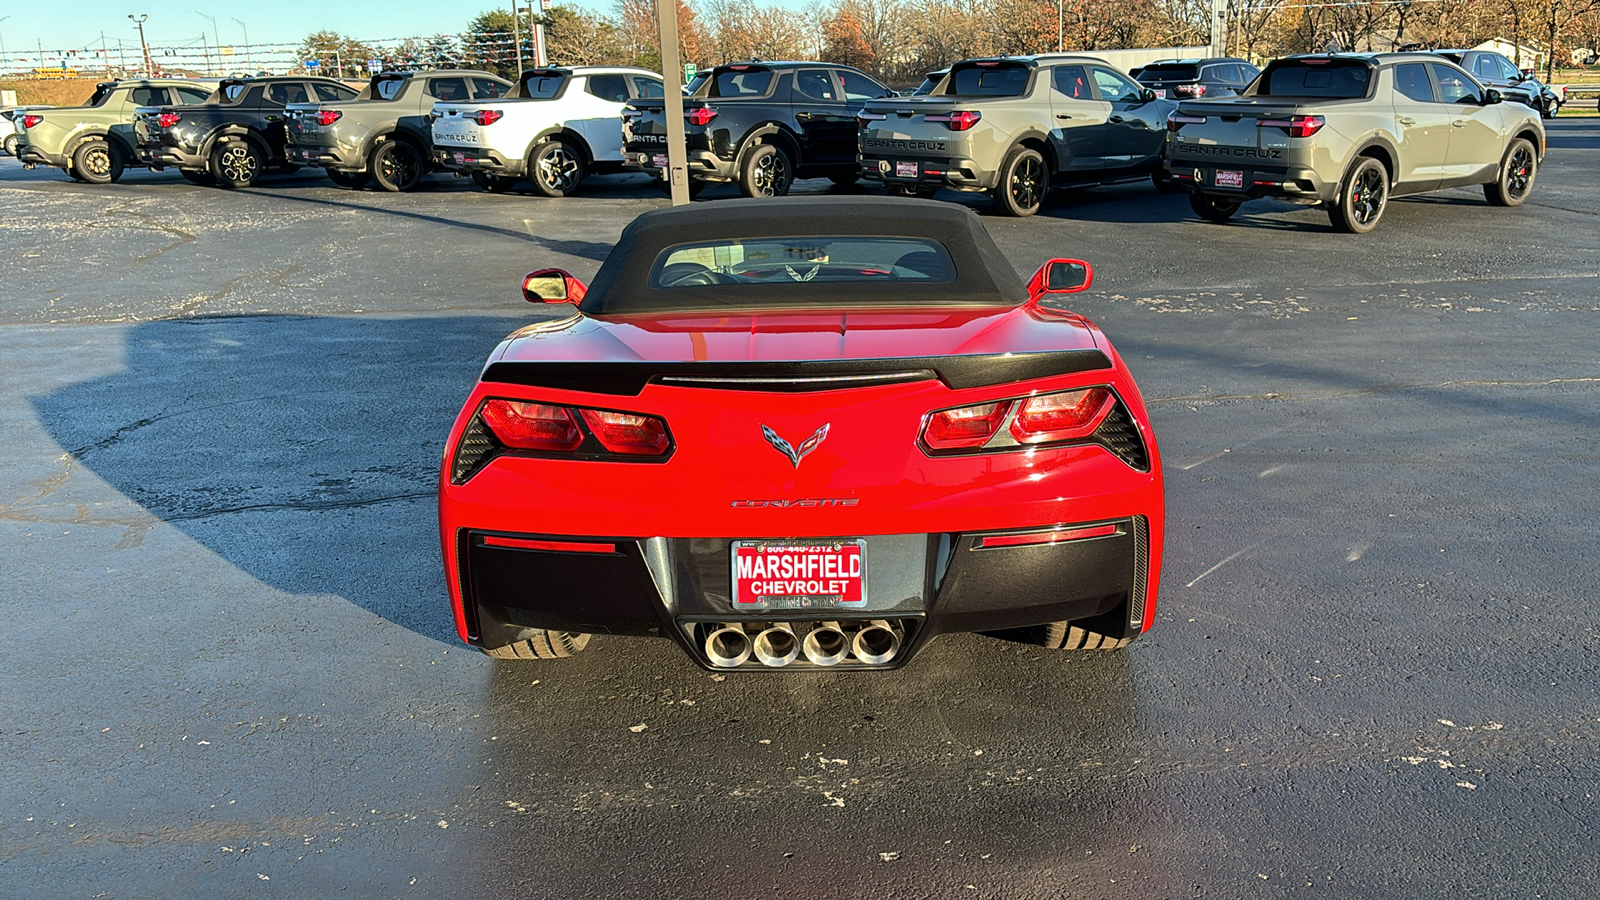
[685,106,717,127]
[926,110,981,131]
[480,400,583,452]
[317,110,343,126]
[155,112,182,128]
[1167,113,1207,132]
[1258,115,1325,138]
[1009,388,1115,445]
[472,109,504,126]
[923,400,1013,450]
[579,409,671,456]
[21,114,44,128]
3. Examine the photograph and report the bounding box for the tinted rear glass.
[88,85,115,107]
[521,73,567,98]
[1260,61,1372,98]
[710,68,773,97]
[1138,64,1199,81]
[947,63,1030,97]
[652,237,954,289]
[374,76,407,100]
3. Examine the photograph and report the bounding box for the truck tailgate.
[859,97,964,160]
[431,102,499,148]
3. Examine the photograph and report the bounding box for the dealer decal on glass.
[731,540,867,609]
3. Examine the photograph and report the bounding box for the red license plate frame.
[1215,169,1244,188]
[731,540,867,610]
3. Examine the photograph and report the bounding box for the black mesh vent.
[1130,515,1149,632]
[1093,400,1149,471]
[451,414,501,484]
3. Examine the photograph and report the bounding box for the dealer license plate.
[652,153,669,168]
[731,540,866,609]
[895,161,918,178]
[1215,169,1244,188]
[1153,88,1166,99]
[453,152,466,164]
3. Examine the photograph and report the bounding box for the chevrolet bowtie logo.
[761,423,830,469]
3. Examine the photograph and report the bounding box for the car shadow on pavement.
[30,313,536,645]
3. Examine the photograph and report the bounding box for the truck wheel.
[326,169,371,189]
[1151,170,1180,193]
[470,171,518,193]
[992,146,1046,216]
[180,169,216,186]
[1328,156,1388,233]
[828,171,859,188]
[482,630,591,659]
[370,140,424,192]
[2,135,16,157]
[1188,192,1241,222]
[738,142,793,198]
[210,138,263,188]
[528,139,585,197]
[71,139,123,185]
[652,175,706,199]
[1484,138,1536,207]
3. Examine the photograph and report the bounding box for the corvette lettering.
[731,498,859,508]
[1177,144,1284,160]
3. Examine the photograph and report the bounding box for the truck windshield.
[1260,61,1372,98]
[946,63,1030,97]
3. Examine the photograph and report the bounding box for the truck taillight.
[156,112,182,128]
[922,400,1012,450]
[925,110,981,131]
[856,110,887,129]
[317,110,343,126]
[1258,115,1325,138]
[21,115,43,128]
[685,107,717,127]
[472,109,504,126]
[1009,389,1115,445]
[1166,113,1207,132]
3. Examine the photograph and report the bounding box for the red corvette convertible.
[439,197,1163,670]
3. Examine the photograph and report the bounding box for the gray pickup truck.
[284,69,513,191]
[1165,53,1545,233]
[857,54,1173,216]
[13,79,213,183]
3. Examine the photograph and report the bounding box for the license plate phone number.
[732,541,866,609]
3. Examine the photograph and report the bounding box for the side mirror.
[1482,88,1503,105]
[1140,88,1158,103]
[521,268,587,305]
[1026,258,1094,302]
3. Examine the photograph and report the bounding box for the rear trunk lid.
[858,96,966,161]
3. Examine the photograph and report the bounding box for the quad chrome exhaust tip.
[753,624,801,667]
[802,622,849,667]
[705,624,752,668]
[851,620,902,666]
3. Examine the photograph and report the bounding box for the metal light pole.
[193,11,220,74]
[511,3,523,78]
[231,18,250,70]
[128,14,153,76]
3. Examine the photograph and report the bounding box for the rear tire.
[992,145,1046,216]
[738,142,793,198]
[370,140,424,192]
[528,139,585,197]
[483,630,591,659]
[1151,170,1179,193]
[3,135,17,157]
[210,138,264,188]
[327,169,371,189]
[1188,192,1241,222]
[828,171,859,187]
[1484,137,1536,207]
[1328,156,1388,233]
[470,171,518,192]
[71,138,123,185]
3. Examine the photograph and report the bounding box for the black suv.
[1427,49,1546,114]
[1133,57,1260,100]
[621,61,893,197]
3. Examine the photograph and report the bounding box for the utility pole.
[200,32,211,77]
[129,14,153,76]
[1210,0,1227,58]
[194,11,220,75]
[511,3,523,78]
[101,32,111,77]
[231,18,250,70]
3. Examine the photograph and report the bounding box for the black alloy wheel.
[1329,156,1388,234]
[1485,138,1536,207]
[993,146,1046,217]
[371,140,424,192]
[210,139,263,188]
[738,143,793,198]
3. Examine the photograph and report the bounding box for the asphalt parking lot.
[3,122,1598,898]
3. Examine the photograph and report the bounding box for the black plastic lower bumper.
[460,519,1151,670]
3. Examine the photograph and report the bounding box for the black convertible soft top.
[578,197,1028,316]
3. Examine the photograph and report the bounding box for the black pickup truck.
[621,61,893,197]
[134,76,359,187]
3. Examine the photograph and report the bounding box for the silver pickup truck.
[1165,53,1545,233]
[857,55,1173,216]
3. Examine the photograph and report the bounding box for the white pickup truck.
[430,65,664,196]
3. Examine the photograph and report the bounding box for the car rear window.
[1260,61,1372,98]
[946,62,1030,97]
[374,76,407,100]
[1138,64,1200,81]
[710,67,773,97]
[520,72,567,99]
[652,237,954,289]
